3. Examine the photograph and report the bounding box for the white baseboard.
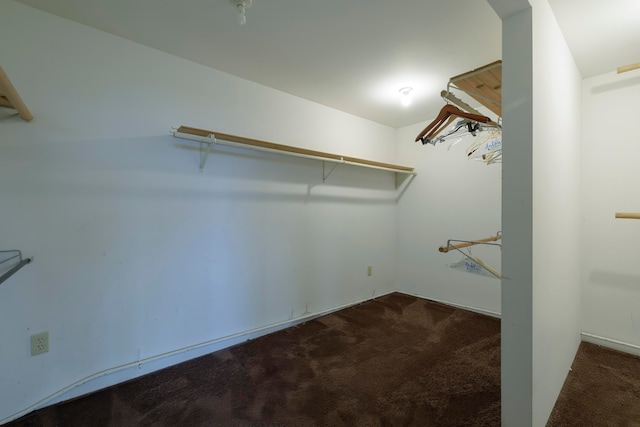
[581,332,640,357]
[402,292,502,319]
[3,291,395,425]
[21,299,637,426]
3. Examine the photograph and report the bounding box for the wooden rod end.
[615,212,640,219]
[617,62,640,74]
[20,111,33,121]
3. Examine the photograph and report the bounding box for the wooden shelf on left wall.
[172,125,416,188]
[0,66,33,121]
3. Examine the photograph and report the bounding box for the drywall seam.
[1,291,395,425]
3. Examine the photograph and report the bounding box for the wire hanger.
[439,233,502,279]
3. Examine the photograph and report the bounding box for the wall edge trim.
[581,332,640,357]
[402,292,501,318]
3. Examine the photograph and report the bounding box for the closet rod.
[172,126,416,175]
[615,212,640,219]
[439,233,502,253]
[617,62,640,74]
[440,90,485,117]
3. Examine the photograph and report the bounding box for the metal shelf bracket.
[322,161,340,182]
[0,250,33,287]
[199,134,216,172]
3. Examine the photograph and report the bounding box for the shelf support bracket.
[0,250,33,287]
[322,161,340,183]
[199,134,216,172]
[395,172,407,189]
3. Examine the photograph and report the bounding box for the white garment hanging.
[449,256,500,279]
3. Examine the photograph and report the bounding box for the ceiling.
[14,0,640,128]
[548,0,640,79]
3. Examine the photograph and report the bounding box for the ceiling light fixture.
[399,87,413,106]
[235,0,252,25]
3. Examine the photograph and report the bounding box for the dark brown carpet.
[8,292,501,426]
[548,341,640,426]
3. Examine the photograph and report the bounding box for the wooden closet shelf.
[0,66,33,121]
[449,60,502,117]
[173,125,416,176]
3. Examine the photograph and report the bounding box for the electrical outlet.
[31,331,49,356]
[367,266,373,276]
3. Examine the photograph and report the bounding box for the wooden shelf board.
[0,66,33,121]
[450,60,502,117]
[176,126,416,173]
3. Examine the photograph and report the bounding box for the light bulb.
[237,12,246,25]
[399,87,413,106]
[235,0,252,25]
[237,3,246,25]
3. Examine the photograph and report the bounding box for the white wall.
[395,121,501,315]
[496,0,582,425]
[581,71,640,352]
[531,0,582,425]
[0,2,401,422]
[500,6,534,425]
